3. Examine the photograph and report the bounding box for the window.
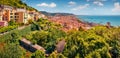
[15,19,18,20]
[15,16,19,18]
[14,16,16,18]
[10,13,13,15]
[10,16,13,18]
[24,17,27,19]
[15,13,18,15]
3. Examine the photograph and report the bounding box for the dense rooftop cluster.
[49,15,92,31]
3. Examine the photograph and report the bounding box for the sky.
[22,0,120,15]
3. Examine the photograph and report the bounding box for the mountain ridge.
[40,11,75,16]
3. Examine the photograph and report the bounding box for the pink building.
[0,21,8,27]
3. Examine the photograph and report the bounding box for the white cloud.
[68,1,76,5]
[37,2,56,8]
[72,4,89,11]
[93,1,104,6]
[86,0,90,2]
[101,0,107,1]
[112,2,120,12]
[37,3,48,7]
[95,0,107,1]
[93,0,107,6]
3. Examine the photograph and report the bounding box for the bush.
[0,25,18,33]
[0,44,25,58]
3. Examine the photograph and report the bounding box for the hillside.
[40,11,74,16]
[0,0,37,11]
[0,18,120,58]
[0,0,120,58]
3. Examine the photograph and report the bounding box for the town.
[0,0,120,58]
[0,5,45,27]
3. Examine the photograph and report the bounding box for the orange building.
[0,5,13,22]
[28,11,44,21]
[3,10,11,21]
[34,12,39,21]
[0,5,45,25]
[0,5,29,24]
[28,10,37,20]
[14,9,28,24]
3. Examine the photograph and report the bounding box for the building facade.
[0,5,45,26]
[0,21,8,26]
[0,12,2,21]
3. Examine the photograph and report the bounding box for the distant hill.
[40,11,75,16]
[0,0,37,11]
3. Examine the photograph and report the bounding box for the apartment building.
[0,5,13,22]
[0,5,45,26]
[14,10,42,23]
[28,11,35,20]
[0,5,3,21]
[0,16,2,21]
[28,11,45,21]
[28,10,38,21]
[0,5,12,26]
[0,5,29,24]
[14,8,29,24]
[0,12,2,21]
[34,12,39,21]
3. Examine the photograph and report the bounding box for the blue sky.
[23,0,120,15]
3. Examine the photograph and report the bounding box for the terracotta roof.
[48,15,86,31]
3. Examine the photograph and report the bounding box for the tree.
[32,50,45,58]
[31,22,40,31]
[48,51,66,58]
[10,31,20,43]
[28,19,34,24]
[0,44,25,58]
[8,19,16,26]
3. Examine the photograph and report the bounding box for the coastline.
[77,15,120,26]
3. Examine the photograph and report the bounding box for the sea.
[77,15,120,26]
